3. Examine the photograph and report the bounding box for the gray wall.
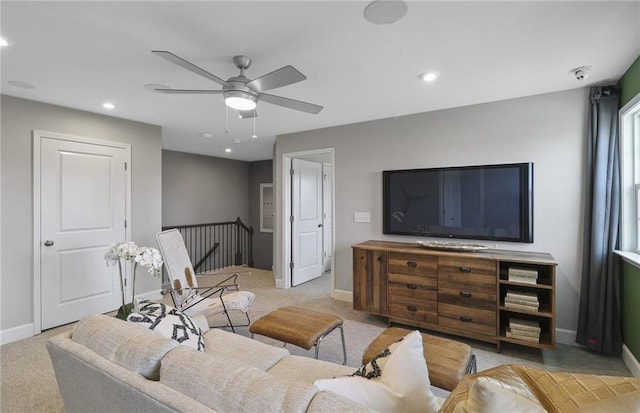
[161,150,249,226]
[249,160,274,270]
[275,88,588,336]
[1,95,162,333]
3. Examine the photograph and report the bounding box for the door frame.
[32,130,131,334]
[280,148,335,293]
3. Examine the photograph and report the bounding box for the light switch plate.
[354,212,370,223]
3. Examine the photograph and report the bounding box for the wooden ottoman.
[249,306,347,365]
[362,327,476,391]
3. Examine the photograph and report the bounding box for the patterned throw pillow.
[134,299,172,316]
[128,301,205,352]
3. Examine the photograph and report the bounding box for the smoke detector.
[573,66,592,81]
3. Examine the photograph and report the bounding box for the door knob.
[44,240,54,247]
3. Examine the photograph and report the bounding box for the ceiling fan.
[151,51,323,118]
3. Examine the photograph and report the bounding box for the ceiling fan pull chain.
[252,113,257,139]
[225,105,230,134]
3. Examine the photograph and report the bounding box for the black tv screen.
[383,163,533,243]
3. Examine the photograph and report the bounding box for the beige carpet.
[0,268,632,412]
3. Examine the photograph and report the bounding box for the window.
[620,94,640,254]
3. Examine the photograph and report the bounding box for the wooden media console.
[352,240,557,351]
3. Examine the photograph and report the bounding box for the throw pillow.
[127,309,205,352]
[134,298,173,316]
[453,377,547,413]
[314,330,441,413]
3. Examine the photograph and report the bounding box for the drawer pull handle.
[459,291,472,298]
[406,261,417,268]
[459,267,472,273]
[406,283,418,290]
[407,305,418,312]
[460,316,473,322]
[377,255,383,262]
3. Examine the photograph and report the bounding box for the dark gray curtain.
[576,86,621,355]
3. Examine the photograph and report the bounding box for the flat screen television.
[383,162,533,243]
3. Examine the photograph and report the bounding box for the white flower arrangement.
[105,241,163,316]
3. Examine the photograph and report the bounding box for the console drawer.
[388,272,437,301]
[438,280,496,310]
[438,256,497,286]
[388,253,437,277]
[388,294,437,324]
[438,302,496,336]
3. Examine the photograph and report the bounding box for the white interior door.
[291,158,323,286]
[38,134,128,329]
[323,163,333,271]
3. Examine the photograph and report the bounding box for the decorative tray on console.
[416,240,489,252]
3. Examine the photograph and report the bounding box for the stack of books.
[508,267,538,284]
[506,318,541,343]
[504,290,539,312]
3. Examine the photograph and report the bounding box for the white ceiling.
[1,1,639,161]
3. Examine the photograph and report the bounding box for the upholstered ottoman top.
[362,326,475,391]
[249,306,343,351]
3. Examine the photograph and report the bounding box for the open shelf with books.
[497,261,556,351]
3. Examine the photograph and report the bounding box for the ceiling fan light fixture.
[420,71,439,82]
[224,90,257,111]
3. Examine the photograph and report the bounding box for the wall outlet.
[354,212,370,223]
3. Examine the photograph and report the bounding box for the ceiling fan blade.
[239,109,257,119]
[246,66,306,92]
[260,93,323,114]
[154,88,223,94]
[152,50,231,88]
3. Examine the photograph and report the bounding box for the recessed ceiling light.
[0,37,9,47]
[364,0,408,25]
[225,148,232,153]
[420,71,440,82]
[7,80,35,89]
[201,132,214,138]
[103,102,115,110]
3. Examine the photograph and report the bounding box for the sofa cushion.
[453,376,547,413]
[161,345,318,413]
[204,329,289,370]
[72,314,178,380]
[267,354,355,384]
[314,330,441,413]
[307,391,376,412]
[128,310,206,352]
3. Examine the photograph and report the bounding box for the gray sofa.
[46,314,374,413]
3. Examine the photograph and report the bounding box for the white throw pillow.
[127,309,205,352]
[314,330,441,413]
[453,376,547,413]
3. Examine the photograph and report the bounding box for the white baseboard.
[623,344,640,378]
[275,279,285,289]
[333,289,353,302]
[0,323,34,345]
[556,328,582,347]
